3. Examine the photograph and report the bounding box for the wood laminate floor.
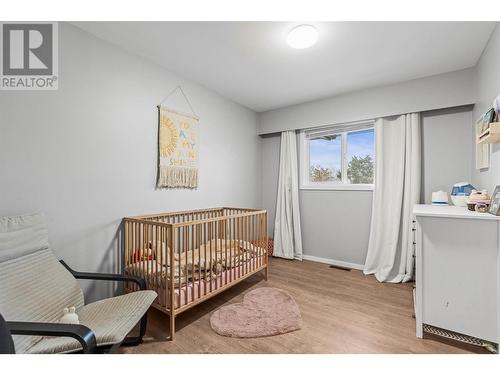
[122,258,489,354]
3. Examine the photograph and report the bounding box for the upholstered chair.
[0,213,157,354]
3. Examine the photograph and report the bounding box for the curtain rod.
[304,119,375,131]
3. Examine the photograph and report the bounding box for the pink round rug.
[210,287,302,338]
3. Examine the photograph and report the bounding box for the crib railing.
[123,207,268,339]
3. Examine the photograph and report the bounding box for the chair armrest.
[59,260,146,290]
[7,321,97,354]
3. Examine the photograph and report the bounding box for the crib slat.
[250,215,254,272]
[177,227,181,308]
[135,222,139,293]
[191,221,195,303]
[209,221,213,293]
[242,216,246,277]
[143,223,147,289]
[259,215,269,266]
[161,226,165,309]
[203,222,207,294]
[244,216,247,276]
[169,226,175,335]
[185,225,188,306]
[197,222,201,299]
[246,215,249,275]
[152,224,156,292]
[224,218,228,286]
[237,216,241,278]
[229,217,233,282]
[214,220,218,290]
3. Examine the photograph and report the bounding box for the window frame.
[299,121,375,191]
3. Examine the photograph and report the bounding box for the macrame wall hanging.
[157,86,199,188]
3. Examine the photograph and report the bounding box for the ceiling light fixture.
[287,24,318,49]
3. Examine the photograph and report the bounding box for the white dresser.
[413,204,499,344]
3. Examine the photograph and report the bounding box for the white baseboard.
[301,254,364,271]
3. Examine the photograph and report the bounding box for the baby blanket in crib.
[157,106,199,188]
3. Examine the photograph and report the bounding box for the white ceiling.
[73,22,496,112]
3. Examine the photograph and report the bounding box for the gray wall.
[261,134,281,235]
[421,106,474,203]
[261,106,474,267]
[472,23,500,191]
[259,68,475,135]
[299,190,372,267]
[0,23,262,301]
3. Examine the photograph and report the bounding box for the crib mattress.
[125,238,266,308]
[125,242,266,288]
[156,257,264,309]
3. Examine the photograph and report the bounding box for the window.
[299,121,375,190]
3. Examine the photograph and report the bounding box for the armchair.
[0,213,157,354]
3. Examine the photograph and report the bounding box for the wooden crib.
[123,207,268,340]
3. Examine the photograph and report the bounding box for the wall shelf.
[477,122,500,145]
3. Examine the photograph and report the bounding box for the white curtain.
[364,113,421,282]
[273,131,303,260]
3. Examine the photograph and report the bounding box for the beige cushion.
[26,290,157,354]
[0,213,50,263]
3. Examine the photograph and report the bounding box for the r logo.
[2,23,53,76]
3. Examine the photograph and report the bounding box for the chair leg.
[138,312,147,339]
[169,313,175,341]
[103,343,121,353]
[122,313,147,346]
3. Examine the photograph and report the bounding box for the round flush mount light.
[287,24,318,49]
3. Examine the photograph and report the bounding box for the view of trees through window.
[309,134,341,182]
[309,128,374,184]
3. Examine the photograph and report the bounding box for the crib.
[123,207,268,340]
